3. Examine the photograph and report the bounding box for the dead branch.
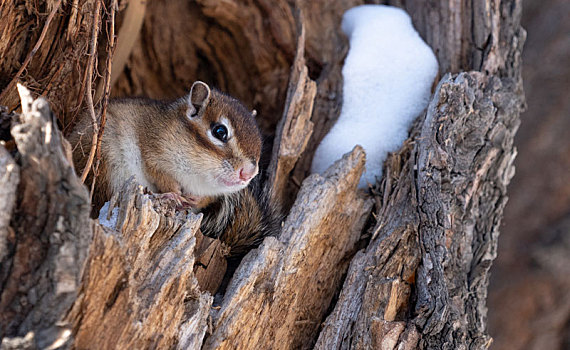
[79,0,102,183]
[267,14,316,205]
[107,0,146,88]
[90,0,117,197]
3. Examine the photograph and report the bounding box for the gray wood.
[0,85,92,349]
[0,146,18,265]
[204,146,373,350]
[66,180,212,349]
[316,71,523,349]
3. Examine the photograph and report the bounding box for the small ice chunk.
[311,5,438,187]
[98,201,119,229]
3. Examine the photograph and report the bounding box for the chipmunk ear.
[187,81,211,117]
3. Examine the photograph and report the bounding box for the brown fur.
[68,82,280,257]
[69,86,261,209]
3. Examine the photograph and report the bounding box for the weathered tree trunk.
[316,71,522,349]
[0,86,93,348]
[489,1,570,348]
[66,180,211,349]
[0,0,524,349]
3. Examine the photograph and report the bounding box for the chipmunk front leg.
[146,166,194,209]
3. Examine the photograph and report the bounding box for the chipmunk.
[68,81,281,258]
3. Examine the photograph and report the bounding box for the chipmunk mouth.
[219,177,248,188]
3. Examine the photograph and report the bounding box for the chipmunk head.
[176,81,262,197]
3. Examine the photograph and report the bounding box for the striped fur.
[199,174,282,259]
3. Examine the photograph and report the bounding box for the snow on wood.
[315,72,522,349]
[311,5,438,187]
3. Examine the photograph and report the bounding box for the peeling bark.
[204,146,373,350]
[66,181,211,350]
[316,72,523,349]
[0,85,92,348]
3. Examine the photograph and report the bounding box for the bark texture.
[111,0,296,133]
[267,18,316,206]
[488,0,570,348]
[204,147,372,349]
[66,181,211,350]
[315,72,522,349]
[0,0,526,349]
[0,86,92,348]
[0,0,106,129]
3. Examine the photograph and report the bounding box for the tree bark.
[0,0,107,129]
[315,71,522,349]
[0,0,525,349]
[0,86,92,348]
[66,181,211,350]
[489,1,570,348]
[204,146,372,349]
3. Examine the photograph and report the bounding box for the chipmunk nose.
[238,162,257,182]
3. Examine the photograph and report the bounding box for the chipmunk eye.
[212,124,228,142]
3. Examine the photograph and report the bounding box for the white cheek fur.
[173,115,250,196]
[174,165,245,197]
[219,117,233,139]
[171,156,250,197]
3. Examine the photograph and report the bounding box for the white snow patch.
[98,201,119,229]
[311,5,438,187]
